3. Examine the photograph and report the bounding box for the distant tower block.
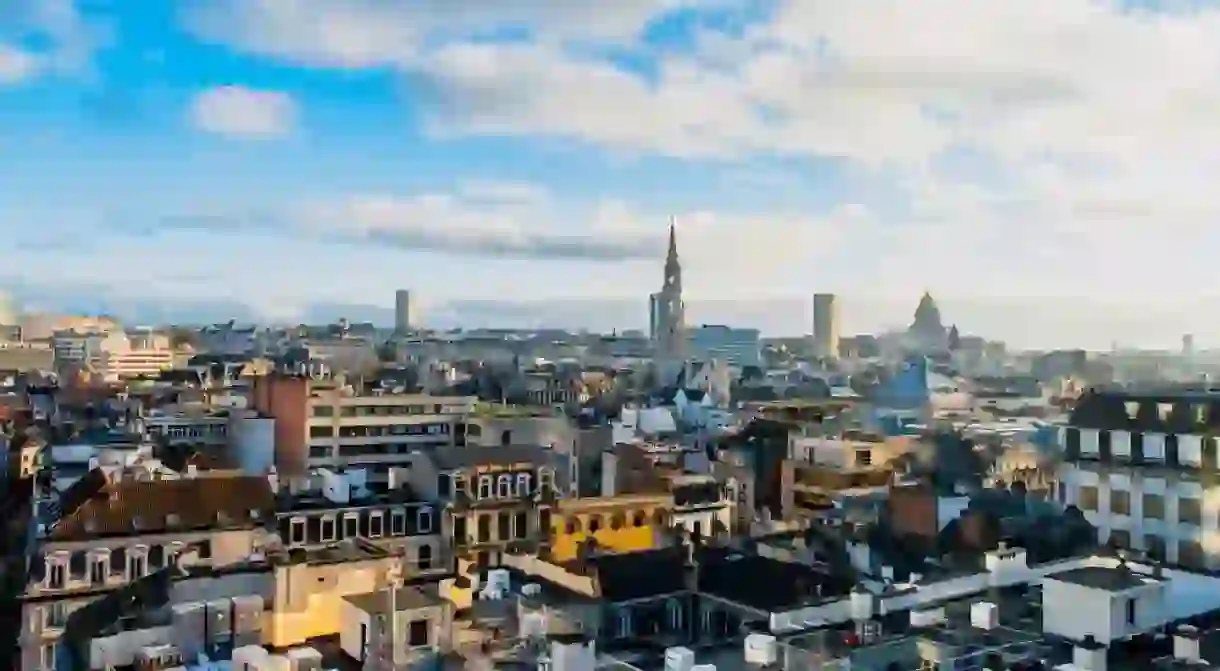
[394,289,414,333]
[813,293,839,359]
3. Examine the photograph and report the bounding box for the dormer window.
[1195,404,1208,424]
[46,557,65,589]
[477,476,493,499]
[320,516,336,542]
[517,473,532,497]
[129,550,147,579]
[89,552,108,584]
[418,507,434,533]
[497,475,513,498]
[1158,403,1174,421]
[1124,401,1139,420]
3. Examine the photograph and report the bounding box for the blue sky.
[5,0,1220,347]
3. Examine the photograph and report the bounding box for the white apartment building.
[1057,389,1220,570]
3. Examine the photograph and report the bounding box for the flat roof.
[344,587,442,614]
[1048,566,1161,592]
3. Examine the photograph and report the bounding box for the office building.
[687,324,761,368]
[812,293,839,359]
[251,374,478,480]
[395,289,414,334]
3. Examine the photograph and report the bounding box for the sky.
[5,0,1220,349]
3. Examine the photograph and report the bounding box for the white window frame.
[391,508,407,536]
[539,468,554,491]
[417,507,434,533]
[478,476,493,499]
[417,543,433,570]
[46,556,65,589]
[290,517,306,545]
[89,550,109,585]
[616,610,631,639]
[516,473,532,497]
[369,511,384,538]
[320,515,337,543]
[129,547,148,579]
[497,475,513,498]
[344,513,360,538]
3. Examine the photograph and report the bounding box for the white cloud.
[0,45,38,84]
[189,86,297,138]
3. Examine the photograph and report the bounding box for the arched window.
[497,475,513,498]
[632,511,648,527]
[516,473,532,497]
[565,517,582,534]
[478,476,493,499]
[417,544,433,570]
[610,512,626,530]
[588,514,603,534]
[652,509,668,527]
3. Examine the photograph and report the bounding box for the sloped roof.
[51,472,274,541]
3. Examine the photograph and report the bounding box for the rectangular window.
[497,476,513,498]
[418,508,433,534]
[197,541,212,560]
[408,620,430,647]
[345,515,359,539]
[1110,529,1131,549]
[477,516,491,543]
[498,512,511,541]
[130,554,146,579]
[478,476,492,499]
[1179,497,1202,525]
[1110,490,1131,516]
[1078,485,1099,511]
[1143,493,1165,520]
[48,561,65,589]
[312,405,334,417]
[47,601,67,627]
[1144,535,1166,560]
[1179,540,1206,570]
[42,643,56,671]
[855,449,872,467]
[392,509,406,536]
[290,518,306,545]
[90,558,107,584]
[517,473,532,497]
[1126,598,1136,626]
[309,426,333,438]
[369,512,384,538]
[321,517,336,542]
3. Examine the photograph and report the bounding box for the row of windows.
[454,510,539,544]
[563,509,664,534]
[156,424,227,439]
[309,423,450,438]
[445,472,550,500]
[1076,486,1205,524]
[1105,531,1207,569]
[43,542,208,590]
[287,508,433,545]
[312,404,457,418]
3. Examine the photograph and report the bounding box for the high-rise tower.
[812,293,839,359]
[653,218,686,385]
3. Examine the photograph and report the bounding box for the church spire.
[664,216,681,288]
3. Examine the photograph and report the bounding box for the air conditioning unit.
[664,647,695,671]
[743,634,777,666]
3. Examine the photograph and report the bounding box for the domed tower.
[908,291,947,351]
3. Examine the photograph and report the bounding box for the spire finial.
[668,216,678,254]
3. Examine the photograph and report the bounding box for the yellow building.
[549,494,673,562]
[263,542,400,648]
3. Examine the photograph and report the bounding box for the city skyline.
[6,1,1220,347]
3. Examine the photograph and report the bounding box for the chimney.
[1174,625,1201,663]
[1072,635,1107,671]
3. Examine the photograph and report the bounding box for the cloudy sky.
[4,0,1220,348]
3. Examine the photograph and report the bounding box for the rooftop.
[344,586,444,613]
[430,444,551,470]
[1049,565,1163,592]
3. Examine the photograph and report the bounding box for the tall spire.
[665,216,681,286]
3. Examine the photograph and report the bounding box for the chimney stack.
[1072,635,1107,671]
